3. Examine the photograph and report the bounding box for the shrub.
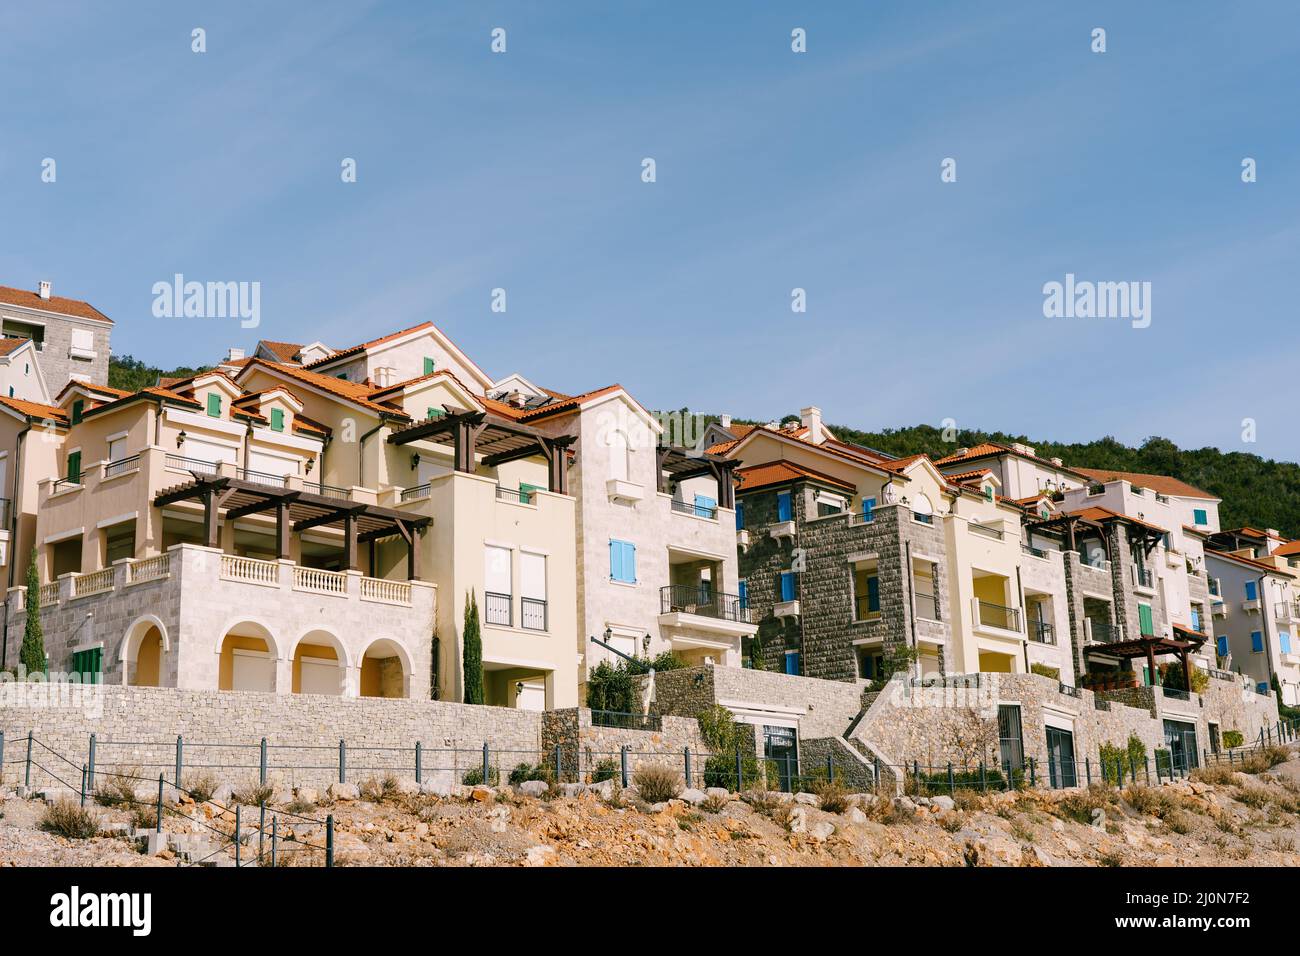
[41,799,99,839]
[232,781,275,807]
[913,766,1023,794]
[633,764,683,803]
[1030,663,1060,681]
[185,771,217,803]
[463,591,483,704]
[358,773,400,802]
[462,766,500,786]
[1223,730,1244,749]
[1099,734,1148,785]
[19,550,46,677]
[812,776,851,814]
[867,644,918,692]
[130,804,159,831]
[742,788,784,815]
[1053,786,1114,825]
[696,705,760,791]
[1190,765,1236,786]
[93,767,141,807]
[700,792,729,813]
[590,758,619,784]
[508,763,555,786]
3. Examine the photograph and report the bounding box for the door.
[997,705,1024,774]
[1163,720,1199,777]
[298,656,341,696]
[763,725,798,792]
[515,680,545,711]
[231,650,274,692]
[1045,726,1077,788]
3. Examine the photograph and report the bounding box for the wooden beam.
[293,505,366,533]
[276,499,292,560]
[225,491,298,522]
[154,476,229,508]
[343,511,358,571]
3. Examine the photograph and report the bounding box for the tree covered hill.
[108,355,211,393]
[708,413,1300,540]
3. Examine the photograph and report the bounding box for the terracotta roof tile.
[1064,505,1168,533]
[0,337,29,357]
[0,285,113,323]
[257,341,304,363]
[735,460,856,493]
[300,322,435,369]
[0,395,67,422]
[1206,548,1294,576]
[238,358,411,418]
[1073,467,1216,501]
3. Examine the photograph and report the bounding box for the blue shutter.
[777,492,792,522]
[1251,631,1264,652]
[738,580,748,609]
[1190,609,1200,631]
[1245,581,1258,601]
[785,652,800,675]
[1217,636,1228,658]
[862,497,875,522]
[1193,509,1207,525]
[867,576,880,613]
[779,571,795,602]
[1258,682,1270,694]
[735,501,745,530]
[1283,632,1293,655]
[624,541,636,582]
[694,494,716,518]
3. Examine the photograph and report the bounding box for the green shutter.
[71,399,84,425]
[67,450,81,482]
[1138,603,1154,636]
[270,408,285,432]
[207,393,221,417]
[520,482,541,504]
[424,357,436,375]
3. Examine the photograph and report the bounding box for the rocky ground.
[3,749,1300,867]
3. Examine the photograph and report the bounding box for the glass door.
[1045,726,1077,788]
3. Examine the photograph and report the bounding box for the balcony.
[670,497,718,521]
[1086,620,1119,644]
[969,523,1004,540]
[1211,602,1227,619]
[736,528,750,551]
[606,478,644,504]
[658,584,758,645]
[484,590,513,627]
[1275,601,1300,623]
[853,594,880,622]
[974,599,1021,634]
[659,584,750,624]
[768,520,796,542]
[1131,566,1155,591]
[1241,598,1261,613]
[1028,620,1055,644]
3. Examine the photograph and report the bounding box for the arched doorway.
[291,629,347,696]
[121,616,169,687]
[217,622,278,692]
[359,638,410,698]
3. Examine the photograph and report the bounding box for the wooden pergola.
[387,408,576,494]
[1028,508,1164,564]
[656,446,738,509]
[1084,632,1204,691]
[153,475,430,579]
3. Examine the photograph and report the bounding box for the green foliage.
[585,660,637,713]
[1030,663,1060,681]
[462,765,499,786]
[867,643,918,691]
[1271,676,1300,722]
[508,762,555,785]
[430,633,439,701]
[1160,662,1208,694]
[590,758,619,783]
[747,635,766,671]
[462,591,483,705]
[1222,730,1244,749]
[694,704,760,790]
[912,766,1025,793]
[1100,734,1148,784]
[20,550,45,677]
[108,354,211,393]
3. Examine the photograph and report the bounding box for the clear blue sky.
[3,1,1299,459]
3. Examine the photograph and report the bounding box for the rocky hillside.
[3,747,1300,867]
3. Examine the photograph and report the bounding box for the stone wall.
[541,707,707,782]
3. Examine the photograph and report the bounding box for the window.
[484,545,512,627]
[776,491,793,522]
[852,560,879,620]
[520,552,547,631]
[735,501,745,530]
[104,520,135,565]
[1193,508,1208,526]
[1258,682,1270,694]
[983,485,993,501]
[1245,581,1257,601]
[270,408,285,432]
[1190,608,1200,632]
[1251,631,1264,653]
[423,357,436,375]
[693,494,717,518]
[70,328,95,356]
[107,436,126,463]
[610,539,636,583]
[607,430,629,483]
[1137,603,1155,636]
[737,579,748,609]
[815,492,845,517]
[1216,635,1228,658]
[66,450,81,483]
[1282,632,1293,655]
[911,493,934,524]
[778,571,796,602]
[207,393,222,417]
[70,399,84,425]
[784,652,800,676]
[70,647,102,684]
[425,407,445,421]
[861,497,875,522]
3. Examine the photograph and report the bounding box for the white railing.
[39,582,60,607]
[129,553,172,584]
[72,567,115,598]
[361,577,412,605]
[220,554,279,586]
[293,566,347,595]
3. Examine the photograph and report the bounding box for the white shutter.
[520,552,546,600]
[485,545,512,594]
[184,437,237,465]
[248,450,298,477]
[607,430,628,482]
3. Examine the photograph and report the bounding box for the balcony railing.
[914,591,939,622]
[0,496,9,529]
[1021,543,1047,559]
[485,591,512,627]
[671,497,718,520]
[166,454,220,476]
[239,467,289,489]
[977,600,1021,632]
[1029,620,1055,644]
[128,552,172,584]
[1088,620,1118,644]
[51,475,81,493]
[293,566,347,595]
[1132,566,1154,589]
[496,486,534,505]
[970,523,1003,540]
[659,584,749,623]
[521,596,548,631]
[360,577,412,605]
[72,567,115,598]
[220,554,278,586]
[853,594,880,621]
[103,455,140,479]
[591,710,662,731]
[304,480,350,499]
[400,483,431,502]
[1275,601,1300,622]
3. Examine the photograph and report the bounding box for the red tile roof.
[1206,548,1294,577]
[1064,505,1168,533]
[256,341,304,363]
[735,460,857,493]
[0,395,67,422]
[0,337,29,357]
[237,358,410,417]
[1073,467,1216,500]
[0,285,113,323]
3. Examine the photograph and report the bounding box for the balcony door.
[1045,726,1077,788]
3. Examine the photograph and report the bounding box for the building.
[0,282,112,395]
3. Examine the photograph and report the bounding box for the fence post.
[235,805,241,868]
[683,747,691,788]
[175,735,183,788]
[1229,750,1234,767]
[1084,757,1091,787]
[947,762,955,795]
[259,802,266,864]
[1029,757,1036,789]
[415,742,422,785]
[874,755,881,793]
[271,816,278,868]
[0,731,4,787]
[88,733,96,790]
[979,760,987,793]
[554,744,563,784]
[25,731,33,789]
[338,739,346,784]
[259,738,268,786]
[826,753,834,784]
[155,774,164,833]
[1129,752,1137,783]
[326,814,335,868]
[80,764,87,807]
[734,744,742,792]
[913,760,920,794]
[482,742,490,786]
[622,746,631,789]
[1203,748,1209,768]
[1154,754,1161,783]
[786,752,794,794]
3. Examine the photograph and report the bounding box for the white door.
[231,649,273,692]
[298,656,341,696]
[515,680,545,711]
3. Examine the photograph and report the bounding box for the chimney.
[956,447,970,457]
[1050,457,1063,467]
[766,420,779,430]
[800,406,824,444]
[719,414,732,430]
[37,280,51,300]
[508,390,527,408]
[225,347,245,362]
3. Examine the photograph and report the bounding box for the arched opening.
[292,630,346,696]
[218,623,277,692]
[121,617,169,687]
[359,638,408,698]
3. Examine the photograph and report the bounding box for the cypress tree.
[19,549,46,677]
[463,590,483,704]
